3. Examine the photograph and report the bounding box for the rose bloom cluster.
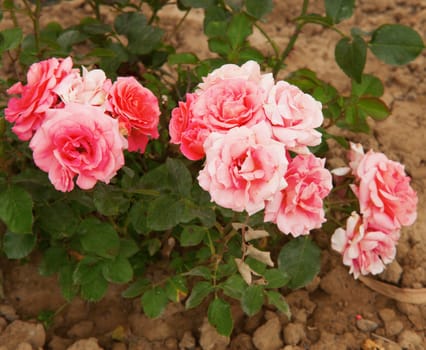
[5,57,160,192]
[331,143,418,278]
[169,60,332,237]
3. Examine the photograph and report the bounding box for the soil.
[0,1,425,349]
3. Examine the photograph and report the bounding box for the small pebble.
[283,323,305,346]
[356,319,379,332]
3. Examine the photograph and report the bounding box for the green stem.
[273,0,310,77]
[254,22,280,59]
[22,0,42,56]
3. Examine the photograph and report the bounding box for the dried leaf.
[245,229,270,241]
[359,275,426,304]
[235,258,253,284]
[245,245,274,267]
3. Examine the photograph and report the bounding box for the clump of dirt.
[0,0,425,349]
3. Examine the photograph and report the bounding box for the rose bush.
[0,0,423,338]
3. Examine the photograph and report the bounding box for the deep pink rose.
[350,148,417,232]
[198,122,287,215]
[198,60,274,95]
[191,78,267,132]
[180,123,210,161]
[54,67,111,106]
[263,81,323,153]
[331,212,398,278]
[30,103,126,192]
[5,57,75,140]
[107,76,160,153]
[264,154,332,237]
[169,93,197,144]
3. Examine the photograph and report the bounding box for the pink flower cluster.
[331,143,418,278]
[170,61,332,237]
[5,57,160,192]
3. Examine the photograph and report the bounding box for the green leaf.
[241,285,264,316]
[168,52,199,65]
[114,12,163,55]
[351,74,384,97]
[129,200,149,234]
[335,35,367,82]
[80,274,108,302]
[102,256,133,284]
[166,158,192,197]
[0,28,23,52]
[325,0,355,24]
[245,0,273,19]
[146,195,184,231]
[165,276,188,302]
[119,239,139,258]
[227,13,252,50]
[369,24,424,65]
[208,38,231,56]
[180,225,208,247]
[121,278,149,298]
[79,218,120,258]
[39,246,68,276]
[73,257,102,285]
[184,266,212,279]
[141,287,169,318]
[93,185,130,216]
[185,281,213,309]
[180,0,215,8]
[357,97,390,120]
[220,275,246,299]
[59,264,78,301]
[278,237,321,289]
[37,202,78,239]
[264,269,290,289]
[208,298,233,337]
[57,29,85,50]
[2,231,36,259]
[295,14,333,27]
[0,186,33,234]
[266,290,291,318]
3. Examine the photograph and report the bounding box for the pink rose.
[107,76,160,153]
[350,148,417,232]
[264,154,332,237]
[169,93,197,144]
[5,57,75,140]
[198,122,287,215]
[30,103,126,192]
[191,78,267,132]
[331,212,398,278]
[179,123,210,161]
[54,67,111,106]
[263,81,323,153]
[198,60,274,95]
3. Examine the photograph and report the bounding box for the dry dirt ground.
[0,1,425,349]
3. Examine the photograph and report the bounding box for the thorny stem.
[272,0,310,78]
[22,0,42,56]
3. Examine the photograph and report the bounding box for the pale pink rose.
[169,93,197,144]
[107,76,160,153]
[347,142,365,174]
[5,57,75,140]
[191,78,267,132]
[331,212,398,278]
[263,81,323,153]
[54,67,111,106]
[198,122,287,215]
[351,149,417,232]
[264,154,332,237]
[198,60,274,95]
[30,103,126,192]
